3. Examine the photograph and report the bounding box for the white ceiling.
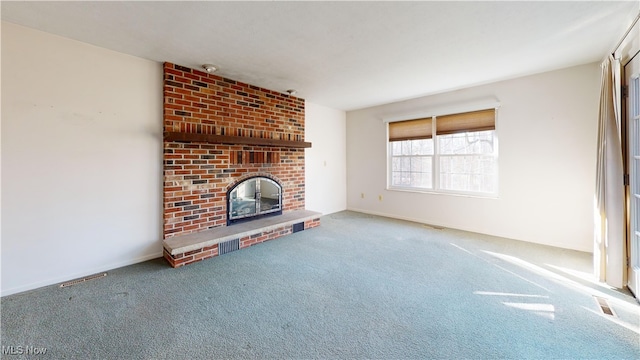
[2,1,638,111]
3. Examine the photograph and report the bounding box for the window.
[388,108,498,196]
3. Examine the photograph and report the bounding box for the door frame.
[623,54,639,297]
[617,17,640,298]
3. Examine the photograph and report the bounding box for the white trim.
[0,252,162,297]
[346,207,444,228]
[386,121,391,188]
[432,116,440,190]
[627,62,640,296]
[387,185,499,199]
[383,99,501,123]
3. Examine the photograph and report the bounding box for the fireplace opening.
[227,176,283,225]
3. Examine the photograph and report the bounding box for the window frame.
[386,105,500,198]
[389,139,434,190]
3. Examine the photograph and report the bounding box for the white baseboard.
[345,207,436,226]
[1,251,163,297]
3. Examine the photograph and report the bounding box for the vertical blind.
[388,109,496,141]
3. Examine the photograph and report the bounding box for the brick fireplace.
[162,62,320,267]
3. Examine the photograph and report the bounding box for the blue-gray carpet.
[1,211,639,359]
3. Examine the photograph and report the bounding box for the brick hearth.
[163,210,320,267]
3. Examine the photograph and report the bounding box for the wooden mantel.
[164,132,312,148]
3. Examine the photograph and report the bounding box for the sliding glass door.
[626,53,640,297]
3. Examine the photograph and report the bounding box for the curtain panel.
[594,55,625,288]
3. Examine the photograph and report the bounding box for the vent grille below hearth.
[219,238,240,255]
[292,222,304,233]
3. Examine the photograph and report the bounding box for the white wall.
[1,22,163,296]
[305,101,347,214]
[347,63,600,252]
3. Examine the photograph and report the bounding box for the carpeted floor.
[2,211,639,359]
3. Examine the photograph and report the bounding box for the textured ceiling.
[2,1,638,110]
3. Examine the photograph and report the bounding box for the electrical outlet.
[361,193,365,199]
[378,195,383,201]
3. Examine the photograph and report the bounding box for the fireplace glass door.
[228,177,282,224]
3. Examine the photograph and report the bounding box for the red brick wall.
[163,62,306,238]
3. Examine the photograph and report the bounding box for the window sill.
[386,186,499,199]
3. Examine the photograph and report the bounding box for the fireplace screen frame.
[227,176,283,225]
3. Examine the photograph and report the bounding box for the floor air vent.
[219,238,240,255]
[60,272,107,288]
[594,296,616,317]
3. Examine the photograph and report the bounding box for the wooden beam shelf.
[164,132,312,148]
